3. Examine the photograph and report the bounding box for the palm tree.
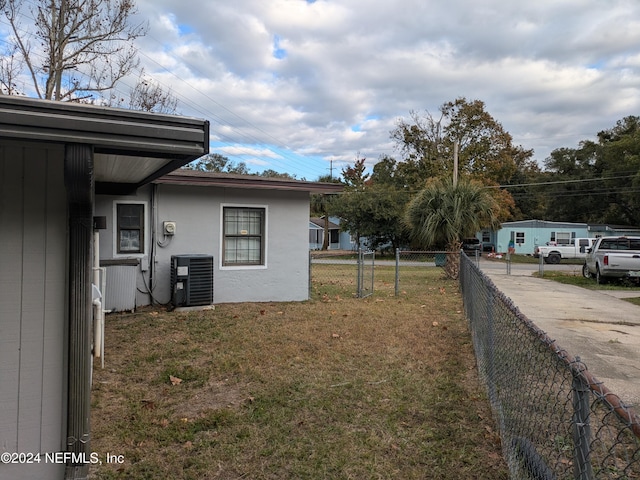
[404,177,500,278]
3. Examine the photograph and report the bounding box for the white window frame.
[112,201,148,258]
[219,203,268,270]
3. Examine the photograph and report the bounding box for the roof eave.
[155,172,344,194]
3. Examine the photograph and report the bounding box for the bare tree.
[0,0,171,108]
[124,70,179,113]
[0,42,23,95]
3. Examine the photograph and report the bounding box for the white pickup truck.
[582,236,640,284]
[533,238,595,264]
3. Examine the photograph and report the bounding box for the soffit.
[0,96,209,191]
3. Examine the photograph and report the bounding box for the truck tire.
[596,266,607,285]
[582,263,592,279]
[547,253,561,264]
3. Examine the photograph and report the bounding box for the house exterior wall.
[95,183,311,305]
[94,185,153,309]
[491,220,590,255]
[0,142,67,479]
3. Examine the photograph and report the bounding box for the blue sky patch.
[273,35,287,59]
[177,23,194,36]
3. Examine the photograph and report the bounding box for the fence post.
[572,357,593,480]
[370,250,375,295]
[395,248,400,297]
[357,247,362,298]
[506,252,512,275]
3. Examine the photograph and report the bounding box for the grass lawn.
[90,266,507,479]
[532,270,640,306]
[486,253,584,265]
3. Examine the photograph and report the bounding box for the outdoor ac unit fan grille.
[186,257,213,305]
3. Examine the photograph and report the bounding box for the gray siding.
[0,142,67,479]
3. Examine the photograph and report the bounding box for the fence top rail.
[397,250,450,255]
[461,255,640,440]
[310,251,358,258]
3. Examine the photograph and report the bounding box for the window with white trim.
[116,203,145,254]
[223,207,265,266]
[556,232,571,245]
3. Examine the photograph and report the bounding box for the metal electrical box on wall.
[163,221,176,235]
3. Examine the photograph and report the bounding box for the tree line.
[313,99,640,264]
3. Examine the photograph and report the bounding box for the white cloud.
[129,0,640,178]
[216,146,283,159]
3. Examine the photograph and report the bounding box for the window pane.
[224,237,261,264]
[119,230,140,252]
[557,232,571,245]
[118,204,143,228]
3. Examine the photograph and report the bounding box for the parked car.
[461,238,482,256]
[534,237,595,264]
[482,242,495,253]
[583,236,640,284]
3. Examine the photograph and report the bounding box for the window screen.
[223,207,265,266]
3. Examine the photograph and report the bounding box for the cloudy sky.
[128,0,640,179]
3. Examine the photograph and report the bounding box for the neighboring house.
[478,219,640,255]
[0,95,209,480]
[309,216,340,250]
[330,216,360,250]
[309,216,358,251]
[95,170,342,308]
[587,224,640,238]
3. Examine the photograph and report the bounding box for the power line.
[492,173,638,189]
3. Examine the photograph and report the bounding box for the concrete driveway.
[478,258,640,407]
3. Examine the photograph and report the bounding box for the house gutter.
[64,144,94,480]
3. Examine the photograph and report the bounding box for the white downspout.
[93,230,104,368]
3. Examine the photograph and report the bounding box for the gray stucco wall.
[94,185,153,309]
[0,142,67,479]
[95,183,311,305]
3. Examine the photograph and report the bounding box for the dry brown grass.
[89,266,507,479]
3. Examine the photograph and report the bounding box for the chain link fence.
[357,250,375,299]
[393,250,469,295]
[309,250,375,299]
[460,252,640,479]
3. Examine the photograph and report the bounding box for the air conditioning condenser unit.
[170,254,214,307]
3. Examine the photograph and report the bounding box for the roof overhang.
[155,170,344,194]
[0,95,210,194]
